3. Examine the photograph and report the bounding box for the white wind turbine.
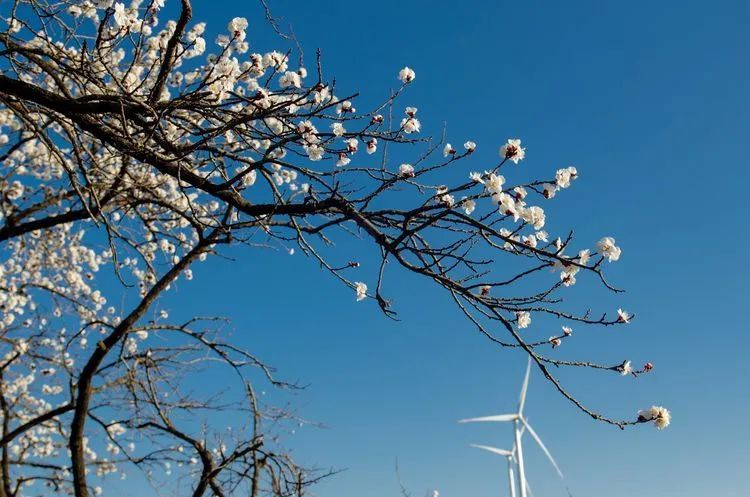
[459,358,564,497]
[469,443,518,497]
[471,433,538,497]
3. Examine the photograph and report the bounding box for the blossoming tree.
[0,1,670,496]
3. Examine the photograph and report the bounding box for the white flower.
[298,121,319,142]
[513,186,527,200]
[306,145,324,161]
[542,183,558,199]
[399,163,415,177]
[192,22,206,35]
[578,249,590,264]
[619,360,633,376]
[336,101,354,114]
[336,153,350,167]
[597,237,621,262]
[279,71,301,88]
[345,138,359,153]
[400,117,421,134]
[462,198,476,215]
[331,122,346,136]
[485,173,505,194]
[443,143,456,157]
[617,308,631,323]
[497,193,520,222]
[522,234,537,248]
[638,406,671,430]
[398,66,416,83]
[436,187,454,208]
[549,337,561,348]
[521,206,545,229]
[562,326,573,336]
[107,423,127,437]
[499,139,525,164]
[464,141,477,152]
[5,181,24,200]
[560,264,578,286]
[555,166,578,188]
[228,17,248,41]
[355,282,367,301]
[469,171,483,183]
[366,139,378,154]
[441,194,455,208]
[113,3,137,29]
[516,311,531,329]
[7,18,21,33]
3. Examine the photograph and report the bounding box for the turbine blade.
[470,444,513,457]
[518,357,532,414]
[525,478,534,497]
[521,418,564,479]
[458,414,519,423]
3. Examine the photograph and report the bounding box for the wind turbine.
[459,358,564,497]
[470,443,518,497]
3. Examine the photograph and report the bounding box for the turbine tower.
[459,358,564,497]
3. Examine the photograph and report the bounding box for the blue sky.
[149,1,749,496]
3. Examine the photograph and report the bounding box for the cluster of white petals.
[638,406,671,429]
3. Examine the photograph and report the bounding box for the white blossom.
[228,17,248,41]
[617,308,631,323]
[355,282,367,301]
[542,183,558,199]
[597,237,621,262]
[521,206,546,229]
[638,406,671,429]
[398,66,416,83]
[399,163,415,177]
[499,138,525,164]
[306,145,324,161]
[469,171,483,183]
[516,311,531,329]
[620,360,633,376]
[485,174,505,195]
[113,3,138,29]
[462,198,476,215]
[336,153,351,167]
[555,166,578,188]
[279,71,301,88]
[331,122,345,136]
[578,249,591,264]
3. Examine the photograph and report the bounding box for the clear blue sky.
[148,1,749,496]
